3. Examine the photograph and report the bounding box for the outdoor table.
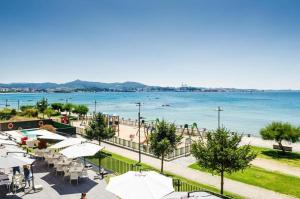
[69,167,83,173]
[57,160,71,166]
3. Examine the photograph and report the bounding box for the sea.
[1,91,300,136]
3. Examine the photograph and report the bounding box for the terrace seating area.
[0,130,116,199]
[35,148,88,184]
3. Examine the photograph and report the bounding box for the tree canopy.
[85,112,115,144]
[149,119,182,173]
[260,122,300,153]
[36,98,48,118]
[51,102,64,111]
[63,103,74,116]
[191,128,256,195]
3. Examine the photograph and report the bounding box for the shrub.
[0,108,17,120]
[19,108,39,117]
[20,105,35,112]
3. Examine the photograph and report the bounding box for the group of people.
[13,165,32,188]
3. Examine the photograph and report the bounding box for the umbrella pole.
[98,157,101,175]
[31,163,35,191]
[84,157,86,167]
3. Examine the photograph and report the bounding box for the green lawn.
[251,146,300,168]
[87,150,244,199]
[189,163,300,198]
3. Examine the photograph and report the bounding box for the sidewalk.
[96,140,295,199]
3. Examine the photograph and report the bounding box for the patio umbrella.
[26,129,66,141]
[0,134,8,140]
[0,145,26,157]
[0,139,17,145]
[37,133,66,141]
[49,137,86,149]
[106,171,174,199]
[59,142,104,159]
[0,155,35,168]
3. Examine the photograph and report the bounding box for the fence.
[104,136,191,161]
[87,155,231,199]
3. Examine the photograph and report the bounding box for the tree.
[85,113,115,172]
[51,102,64,112]
[36,98,48,119]
[73,104,89,124]
[44,108,55,119]
[191,128,256,195]
[149,119,182,173]
[63,103,74,116]
[85,112,115,145]
[260,122,300,153]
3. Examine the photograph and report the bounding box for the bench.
[273,145,292,152]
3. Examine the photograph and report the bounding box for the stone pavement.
[4,160,116,199]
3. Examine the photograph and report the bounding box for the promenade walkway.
[97,140,295,199]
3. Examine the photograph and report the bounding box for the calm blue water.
[1,92,300,136]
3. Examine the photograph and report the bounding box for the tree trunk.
[220,170,224,195]
[160,153,164,173]
[278,140,285,154]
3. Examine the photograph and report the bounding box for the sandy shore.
[72,121,300,152]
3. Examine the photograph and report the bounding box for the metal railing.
[103,136,191,161]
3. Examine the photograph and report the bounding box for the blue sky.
[0,0,300,89]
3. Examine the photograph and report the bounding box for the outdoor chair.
[12,174,24,193]
[47,158,55,168]
[70,172,79,184]
[79,168,88,180]
[26,140,35,148]
[56,165,64,175]
[63,167,70,181]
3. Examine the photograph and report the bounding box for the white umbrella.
[59,142,104,159]
[49,137,86,149]
[0,139,17,145]
[0,134,8,140]
[26,129,66,141]
[38,133,66,141]
[106,171,174,199]
[0,145,26,157]
[0,155,35,168]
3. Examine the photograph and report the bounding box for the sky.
[0,0,300,89]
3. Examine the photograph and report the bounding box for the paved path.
[97,140,295,199]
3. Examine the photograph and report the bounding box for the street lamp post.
[136,102,142,163]
[216,106,223,129]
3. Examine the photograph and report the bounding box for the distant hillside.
[0,80,266,92]
[0,80,149,91]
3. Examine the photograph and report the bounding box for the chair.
[63,167,70,181]
[70,172,79,184]
[47,158,54,168]
[26,140,35,148]
[56,165,64,175]
[12,174,24,193]
[79,168,88,180]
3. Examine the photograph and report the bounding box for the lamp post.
[136,102,145,163]
[216,106,223,129]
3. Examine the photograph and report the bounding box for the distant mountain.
[0,82,58,89]
[0,80,269,92]
[0,80,150,91]
[61,80,147,89]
